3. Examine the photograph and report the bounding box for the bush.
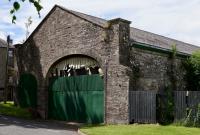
[157,85,174,125]
[184,50,200,91]
[181,103,200,127]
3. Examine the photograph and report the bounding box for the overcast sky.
[0,0,200,46]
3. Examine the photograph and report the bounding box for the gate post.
[105,18,131,124]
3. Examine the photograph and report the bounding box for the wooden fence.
[129,91,157,123]
[129,91,200,124]
[174,91,200,122]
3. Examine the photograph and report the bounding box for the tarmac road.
[0,115,79,135]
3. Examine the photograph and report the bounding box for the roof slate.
[130,28,200,55]
[58,5,107,27]
[0,38,7,48]
[24,5,200,55]
[57,5,200,54]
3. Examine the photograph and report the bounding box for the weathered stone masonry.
[15,5,200,124]
[129,47,186,92]
[16,5,131,124]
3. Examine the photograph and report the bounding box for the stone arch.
[46,54,102,78]
[46,53,105,123]
[44,50,106,80]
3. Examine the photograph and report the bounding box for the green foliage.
[9,0,43,23]
[156,45,176,125]
[13,2,20,11]
[183,50,200,91]
[12,15,17,24]
[191,50,200,66]
[183,108,193,126]
[168,45,177,91]
[169,44,177,59]
[194,104,200,126]
[181,103,200,127]
[157,85,175,125]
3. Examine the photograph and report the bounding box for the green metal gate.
[48,75,104,123]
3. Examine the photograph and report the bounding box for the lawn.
[0,101,32,119]
[80,124,200,135]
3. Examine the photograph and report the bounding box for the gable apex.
[55,5,107,27]
[23,5,107,44]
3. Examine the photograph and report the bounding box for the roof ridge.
[56,5,107,27]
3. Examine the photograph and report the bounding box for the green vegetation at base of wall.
[0,102,32,119]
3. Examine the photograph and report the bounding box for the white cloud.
[0,0,200,46]
[0,31,6,40]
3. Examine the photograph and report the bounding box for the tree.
[184,50,200,91]
[9,0,43,23]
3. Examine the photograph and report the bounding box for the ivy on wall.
[168,45,177,91]
[157,45,177,125]
[129,54,140,90]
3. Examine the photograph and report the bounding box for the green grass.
[0,101,32,119]
[80,124,200,135]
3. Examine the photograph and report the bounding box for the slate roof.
[58,5,107,27]
[25,5,200,55]
[0,38,7,48]
[58,5,200,54]
[130,28,200,55]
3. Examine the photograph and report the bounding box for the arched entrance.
[18,73,37,108]
[47,55,104,123]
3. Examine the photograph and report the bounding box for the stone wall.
[129,47,186,92]
[0,48,6,89]
[15,6,131,124]
[0,48,6,101]
[104,18,131,124]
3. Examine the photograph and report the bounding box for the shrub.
[182,103,200,127]
[184,50,200,91]
[157,85,174,125]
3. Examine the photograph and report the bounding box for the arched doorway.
[18,73,37,108]
[47,55,104,123]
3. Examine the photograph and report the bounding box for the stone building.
[0,38,15,101]
[15,5,200,124]
[0,39,7,100]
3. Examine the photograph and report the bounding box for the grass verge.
[0,101,32,119]
[80,124,200,135]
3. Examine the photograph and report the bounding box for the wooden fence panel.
[174,91,187,122]
[188,91,200,116]
[130,91,200,123]
[129,91,157,123]
[174,91,200,121]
